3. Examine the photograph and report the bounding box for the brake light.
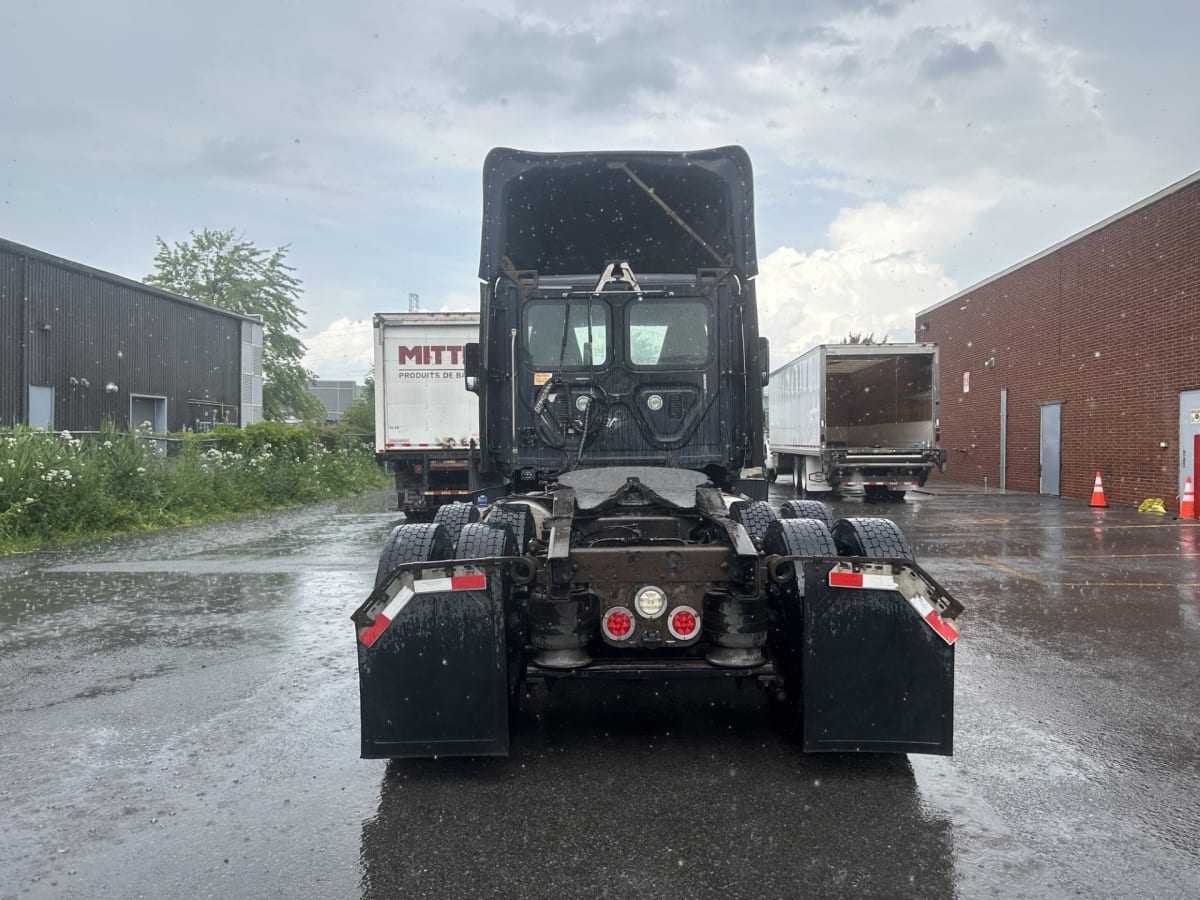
[602,607,634,641]
[668,606,700,640]
[413,463,424,475]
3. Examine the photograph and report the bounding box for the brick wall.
[920,178,1200,509]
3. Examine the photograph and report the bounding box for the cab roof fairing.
[478,146,758,283]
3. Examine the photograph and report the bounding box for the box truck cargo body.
[374,311,482,517]
[770,343,945,500]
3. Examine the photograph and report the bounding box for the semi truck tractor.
[769,343,947,501]
[354,147,962,759]
[373,311,484,518]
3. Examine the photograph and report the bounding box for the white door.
[28,385,54,430]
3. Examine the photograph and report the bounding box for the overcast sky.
[2,0,1196,377]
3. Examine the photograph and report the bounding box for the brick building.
[916,171,1200,511]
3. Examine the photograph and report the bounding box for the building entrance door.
[130,395,167,433]
[1039,401,1062,496]
[28,385,54,430]
[1180,390,1200,517]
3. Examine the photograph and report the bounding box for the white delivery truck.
[769,343,946,500]
[374,311,482,518]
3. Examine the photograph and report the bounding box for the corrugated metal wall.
[2,239,249,432]
[0,249,25,426]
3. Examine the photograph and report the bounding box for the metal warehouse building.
[1,238,263,433]
[917,171,1199,511]
[307,379,361,424]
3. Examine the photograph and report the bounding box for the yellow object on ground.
[1138,498,1167,514]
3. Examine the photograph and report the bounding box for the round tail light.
[602,606,634,641]
[634,585,667,618]
[412,463,424,475]
[668,606,700,640]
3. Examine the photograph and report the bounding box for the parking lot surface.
[1,484,1197,898]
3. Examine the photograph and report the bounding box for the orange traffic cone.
[1089,471,1108,508]
[1181,476,1196,519]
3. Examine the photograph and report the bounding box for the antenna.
[408,292,420,312]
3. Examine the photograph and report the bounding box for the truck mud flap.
[800,559,960,755]
[352,562,510,758]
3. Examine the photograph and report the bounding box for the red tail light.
[602,607,634,641]
[668,606,700,640]
[412,463,424,475]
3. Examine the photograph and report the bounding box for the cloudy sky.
[2,0,1196,377]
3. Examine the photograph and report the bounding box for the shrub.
[0,423,389,553]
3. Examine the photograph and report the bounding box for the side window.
[629,300,709,367]
[524,302,609,368]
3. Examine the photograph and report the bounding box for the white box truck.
[769,343,946,500]
[374,311,482,518]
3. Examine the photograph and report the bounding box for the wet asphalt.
[1,484,1198,899]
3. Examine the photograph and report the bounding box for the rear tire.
[762,517,838,557]
[453,523,524,724]
[831,517,913,560]
[730,499,778,543]
[433,501,480,549]
[375,523,453,588]
[454,521,515,560]
[486,503,537,554]
[779,499,835,531]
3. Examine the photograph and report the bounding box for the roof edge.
[916,167,1200,319]
[0,236,263,324]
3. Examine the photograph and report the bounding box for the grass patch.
[0,422,390,554]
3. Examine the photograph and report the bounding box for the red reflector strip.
[358,612,392,648]
[829,570,898,591]
[413,573,487,594]
[829,567,958,645]
[906,593,959,645]
[423,490,473,495]
[358,573,487,646]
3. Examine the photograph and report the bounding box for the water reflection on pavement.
[1,485,1198,898]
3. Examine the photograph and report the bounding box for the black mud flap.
[800,560,958,755]
[734,478,770,501]
[353,563,510,758]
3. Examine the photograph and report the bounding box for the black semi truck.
[353,147,962,758]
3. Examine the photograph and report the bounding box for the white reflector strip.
[413,574,487,594]
[828,566,959,645]
[359,572,488,646]
[905,593,960,645]
[829,570,899,591]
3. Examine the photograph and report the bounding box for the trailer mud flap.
[801,560,957,755]
[353,564,509,758]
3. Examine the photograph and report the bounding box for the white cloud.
[756,183,1004,367]
[303,318,373,381]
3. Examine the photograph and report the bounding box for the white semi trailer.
[769,343,946,500]
[373,311,482,518]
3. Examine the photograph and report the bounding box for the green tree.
[146,228,324,422]
[339,368,376,437]
[842,331,886,345]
